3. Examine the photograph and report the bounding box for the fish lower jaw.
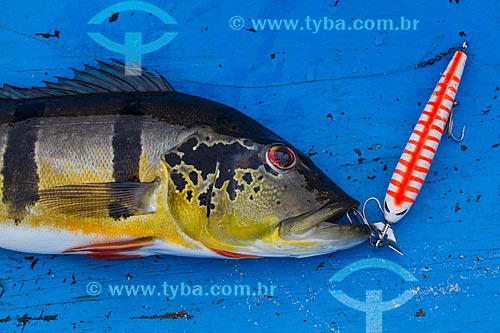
[233,229,370,258]
[275,206,371,257]
[278,202,353,238]
[280,221,340,240]
[279,221,370,241]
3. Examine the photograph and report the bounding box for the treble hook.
[345,197,403,255]
[447,101,466,142]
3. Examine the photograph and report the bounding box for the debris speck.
[449,283,460,293]
[307,146,318,157]
[415,309,426,317]
[131,310,194,320]
[35,30,60,39]
[109,12,119,23]
[17,310,58,331]
[28,257,39,270]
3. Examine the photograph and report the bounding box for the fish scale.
[384,49,467,223]
[35,117,116,188]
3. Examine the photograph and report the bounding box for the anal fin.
[208,247,260,259]
[63,237,155,259]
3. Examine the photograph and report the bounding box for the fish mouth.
[278,200,371,241]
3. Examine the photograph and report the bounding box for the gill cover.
[162,130,268,245]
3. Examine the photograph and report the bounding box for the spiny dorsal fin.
[0,59,175,100]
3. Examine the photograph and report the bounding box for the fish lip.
[278,200,360,239]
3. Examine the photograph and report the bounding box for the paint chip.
[131,310,194,320]
[109,12,119,23]
[415,309,426,317]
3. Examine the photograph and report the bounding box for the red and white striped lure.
[383,47,468,224]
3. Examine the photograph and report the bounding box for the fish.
[384,48,467,223]
[0,60,370,259]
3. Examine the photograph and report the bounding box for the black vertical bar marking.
[112,114,143,182]
[2,102,44,219]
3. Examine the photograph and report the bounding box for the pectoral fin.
[63,237,155,259]
[39,179,160,219]
[207,247,260,259]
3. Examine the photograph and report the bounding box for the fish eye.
[266,145,296,173]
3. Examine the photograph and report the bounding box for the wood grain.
[0,0,498,332]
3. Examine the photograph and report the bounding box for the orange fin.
[63,237,154,259]
[209,247,260,259]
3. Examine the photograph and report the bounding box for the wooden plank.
[0,0,498,332]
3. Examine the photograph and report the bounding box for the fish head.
[162,127,369,258]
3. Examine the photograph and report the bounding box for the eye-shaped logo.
[329,259,418,333]
[88,1,178,75]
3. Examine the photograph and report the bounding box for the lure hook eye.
[266,145,296,173]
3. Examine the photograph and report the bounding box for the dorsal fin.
[0,59,175,100]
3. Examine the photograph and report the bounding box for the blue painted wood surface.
[0,1,498,332]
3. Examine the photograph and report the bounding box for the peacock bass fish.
[0,60,369,259]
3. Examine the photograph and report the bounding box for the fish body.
[0,61,369,259]
[384,50,467,223]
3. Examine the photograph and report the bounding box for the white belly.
[0,223,220,258]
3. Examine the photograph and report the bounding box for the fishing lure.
[348,42,468,254]
[384,43,468,224]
